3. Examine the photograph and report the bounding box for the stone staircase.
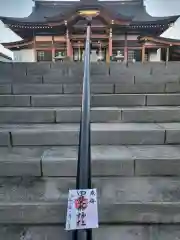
[1,61,180,239]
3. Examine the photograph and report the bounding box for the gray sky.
[0,0,180,42]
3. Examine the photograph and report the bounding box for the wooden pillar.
[108,28,112,62]
[77,41,81,61]
[52,36,55,62]
[124,32,128,63]
[65,20,72,59]
[142,44,145,63]
[33,32,37,62]
[106,47,109,62]
[66,29,72,58]
[166,46,170,65]
[70,42,73,60]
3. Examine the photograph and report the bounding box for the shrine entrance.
[72,41,107,62]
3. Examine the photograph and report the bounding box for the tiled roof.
[0,0,179,25]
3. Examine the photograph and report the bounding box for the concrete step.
[29,93,180,107]
[2,225,180,240]
[110,62,180,75]
[1,107,180,123]
[43,74,179,84]
[1,145,180,177]
[42,145,180,177]
[0,94,146,107]
[121,106,180,123]
[0,73,180,84]
[0,95,31,107]
[0,123,166,146]
[1,93,180,107]
[0,75,43,83]
[1,62,180,77]
[0,62,108,77]
[0,108,56,123]
[0,225,179,240]
[134,74,180,84]
[42,74,134,83]
[0,177,180,223]
[5,82,180,95]
[12,83,115,94]
[0,84,11,94]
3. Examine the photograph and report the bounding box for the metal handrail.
[72,23,92,240]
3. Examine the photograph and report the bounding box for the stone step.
[0,177,180,223]
[0,95,31,107]
[1,93,180,107]
[0,73,180,84]
[29,94,180,107]
[42,74,180,84]
[0,123,165,146]
[0,75,132,84]
[42,74,134,83]
[0,225,179,240]
[12,83,114,94]
[120,106,180,123]
[1,107,180,123]
[0,75,43,83]
[134,74,180,84]
[0,108,56,123]
[0,94,145,107]
[2,83,166,95]
[1,62,180,77]
[110,62,180,75]
[1,145,180,177]
[3,83,180,95]
[42,145,180,177]
[0,84,11,94]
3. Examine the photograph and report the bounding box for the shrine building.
[1,0,180,62]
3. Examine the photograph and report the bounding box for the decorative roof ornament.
[78,10,100,18]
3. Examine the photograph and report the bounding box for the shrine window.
[37,50,52,61]
[128,50,135,61]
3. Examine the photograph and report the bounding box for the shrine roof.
[139,35,180,46]
[0,0,179,26]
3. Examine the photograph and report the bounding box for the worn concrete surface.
[13,84,63,94]
[128,145,180,176]
[0,96,30,107]
[147,94,180,106]
[0,147,44,176]
[0,177,180,223]
[2,225,180,240]
[0,109,55,123]
[1,106,180,123]
[0,85,11,94]
[42,146,134,176]
[0,131,10,146]
[1,62,180,231]
[121,107,180,122]
[1,145,180,176]
[115,83,165,93]
[0,123,163,146]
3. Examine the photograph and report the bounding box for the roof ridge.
[33,0,143,4]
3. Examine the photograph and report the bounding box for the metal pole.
[72,21,92,240]
[166,46,169,67]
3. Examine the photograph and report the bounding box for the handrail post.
[71,21,92,240]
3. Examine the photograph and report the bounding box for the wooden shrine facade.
[1,0,180,62]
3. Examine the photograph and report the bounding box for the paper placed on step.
[65,189,99,231]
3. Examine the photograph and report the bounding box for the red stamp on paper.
[75,196,88,210]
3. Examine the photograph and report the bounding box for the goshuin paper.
[65,189,99,231]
